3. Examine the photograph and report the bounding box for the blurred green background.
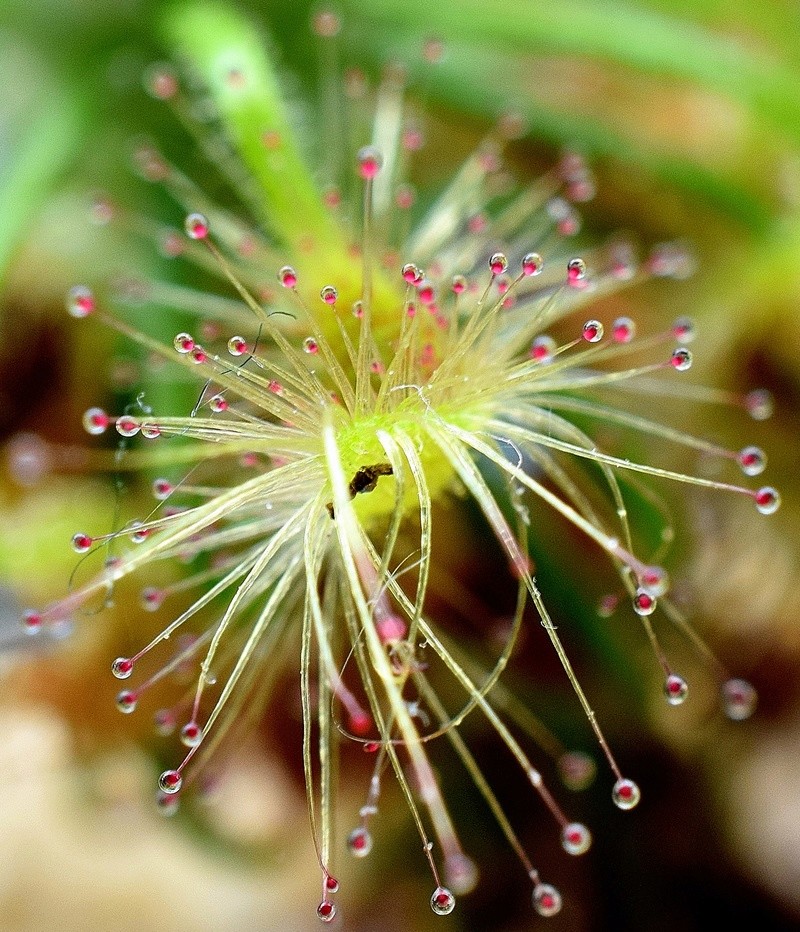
[0,1,799,930]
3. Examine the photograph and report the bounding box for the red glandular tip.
[180,721,202,747]
[672,316,695,342]
[632,589,656,616]
[278,265,297,288]
[376,615,407,644]
[111,657,134,679]
[522,252,542,276]
[140,587,165,611]
[320,285,338,305]
[532,883,562,917]
[312,8,341,37]
[402,263,423,285]
[67,286,95,318]
[612,316,635,343]
[227,335,248,356]
[348,710,372,737]
[396,184,415,209]
[71,533,93,554]
[116,416,140,438]
[582,320,604,343]
[567,258,586,285]
[144,63,178,100]
[82,407,110,435]
[430,887,455,916]
[612,777,641,810]
[115,690,138,714]
[561,822,592,855]
[738,446,766,477]
[529,335,556,363]
[745,389,773,421]
[417,281,435,305]
[489,252,508,275]
[670,347,693,371]
[184,212,209,240]
[22,610,43,635]
[347,826,372,857]
[152,478,172,500]
[755,486,780,515]
[173,332,195,354]
[357,145,382,179]
[664,673,689,706]
[158,769,183,794]
[722,678,757,720]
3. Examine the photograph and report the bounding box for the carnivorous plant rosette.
[23,3,781,922]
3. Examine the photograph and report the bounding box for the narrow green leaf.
[349,30,774,231]
[0,78,82,286]
[161,1,400,325]
[161,3,345,260]
[346,0,800,147]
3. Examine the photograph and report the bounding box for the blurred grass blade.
[161,1,344,258]
[350,30,774,231]
[0,45,82,288]
[347,0,800,146]
[161,0,399,317]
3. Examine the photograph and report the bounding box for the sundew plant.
[25,2,782,922]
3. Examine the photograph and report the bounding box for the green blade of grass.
[161,1,343,256]
[0,78,82,288]
[350,29,774,232]
[161,0,400,325]
[347,0,800,148]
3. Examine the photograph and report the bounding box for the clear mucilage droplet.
[320,285,338,305]
[67,285,95,318]
[489,252,508,275]
[670,347,693,371]
[561,822,592,855]
[112,657,133,679]
[227,335,248,356]
[158,769,183,794]
[664,673,689,706]
[737,446,766,476]
[567,257,586,284]
[357,145,383,179]
[116,416,141,438]
[612,777,641,810]
[532,883,562,917]
[722,678,757,720]
[71,533,92,553]
[521,252,542,276]
[173,332,195,354]
[632,589,657,616]
[755,486,780,515]
[582,320,604,343]
[278,265,297,288]
[347,826,372,858]
[82,407,109,435]
[612,316,635,343]
[184,212,209,239]
[430,886,456,916]
[115,690,138,714]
